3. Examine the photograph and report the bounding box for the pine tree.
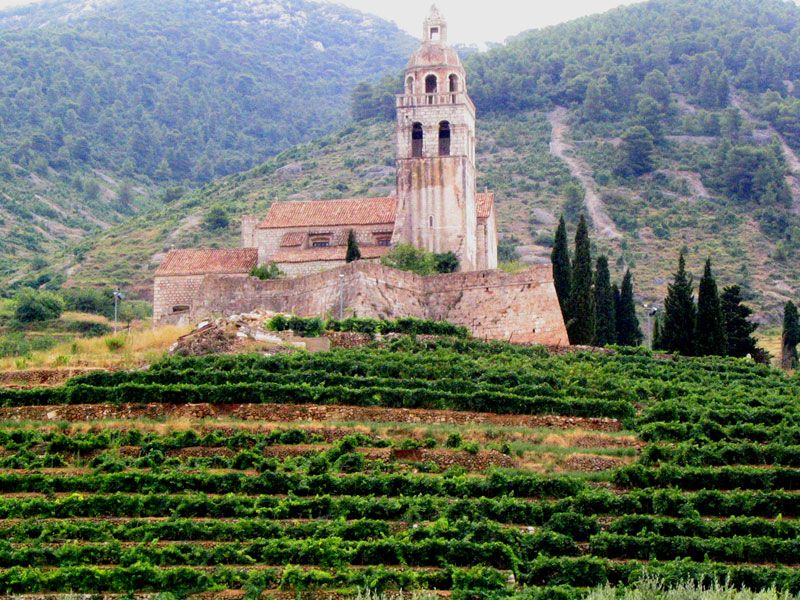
[720,285,758,358]
[782,301,799,370]
[567,215,595,345]
[551,215,571,324]
[345,229,361,263]
[661,252,697,356]
[616,270,643,347]
[695,259,727,356]
[593,256,616,346]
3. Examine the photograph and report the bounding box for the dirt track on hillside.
[548,107,621,240]
[0,402,622,432]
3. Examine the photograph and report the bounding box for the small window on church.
[412,122,423,158]
[172,305,190,314]
[429,215,434,228]
[425,75,437,95]
[375,235,392,247]
[312,239,331,248]
[430,27,440,41]
[439,121,451,157]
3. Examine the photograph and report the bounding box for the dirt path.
[0,402,623,432]
[731,94,800,214]
[548,107,621,239]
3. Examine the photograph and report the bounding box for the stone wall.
[254,225,393,266]
[154,262,568,346]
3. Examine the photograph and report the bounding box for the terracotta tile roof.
[280,232,306,247]
[155,248,258,276]
[273,245,391,263]
[259,197,398,229]
[476,191,495,219]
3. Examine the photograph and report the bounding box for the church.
[153,7,568,346]
[237,6,497,277]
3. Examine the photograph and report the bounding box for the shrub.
[203,205,229,230]
[445,433,463,449]
[434,251,459,273]
[14,289,64,323]
[250,263,284,280]
[380,244,436,275]
[105,336,126,351]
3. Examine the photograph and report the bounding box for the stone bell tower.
[394,5,478,271]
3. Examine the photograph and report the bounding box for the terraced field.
[0,338,799,598]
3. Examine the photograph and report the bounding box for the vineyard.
[0,337,799,598]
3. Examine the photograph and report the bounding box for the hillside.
[0,0,415,277]
[51,109,795,325]
[4,0,800,324]
[0,339,798,595]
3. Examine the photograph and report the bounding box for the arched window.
[406,76,414,94]
[429,215,434,228]
[425,75,438,94]
[449,74,459,92]
[438,121,451,157]
[412,122,423,158]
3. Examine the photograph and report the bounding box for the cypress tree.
[721,285,758,358]
[551,215,571,323]
[695,259,727,356]
[567,215,595,345]
[652,316,664,350]
[616,269,643,347]
[782,301,799,370]
[661,252,697,356]
[345,229,361,263]
[593,256,616,346]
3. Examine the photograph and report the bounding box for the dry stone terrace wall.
[155,262,568,345]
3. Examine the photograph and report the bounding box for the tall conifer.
[783,301,800,370]
[721,286,758,358]
[661,252,697,356]
[567,215,595,345]
[616,270,643,346]
[695,259,727,356]
[551,215,571,323]
[593,256,616,346]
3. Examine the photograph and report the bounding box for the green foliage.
[202,205,229,231]
[617,126,655,177]
[0,0,414,184]
[250,263,283,281]
[616,270,643,347]
[433,252,459,274]
[346,230,362,263]
[783,301,799,370]
[551,216,571,324]
[721,286,759,359]
[567,215,594,345]
[712,142,792,206]
[381,244,436,276]
[498,236,521,263]
[661,253,696,356]
[593,257,615,347]
[13,289,64,323]
[267,315,469,339]
[695,259,727,357]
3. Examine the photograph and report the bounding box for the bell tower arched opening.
[411,122,424,158]
[438,121,451,156]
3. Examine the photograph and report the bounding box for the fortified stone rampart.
[155,262,568,345]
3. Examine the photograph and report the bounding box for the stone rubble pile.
[168,310,303,356]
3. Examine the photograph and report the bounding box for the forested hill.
[0,0,415,183]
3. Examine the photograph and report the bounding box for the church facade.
[152,8,568,346]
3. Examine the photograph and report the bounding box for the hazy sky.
[0,0,798,45]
